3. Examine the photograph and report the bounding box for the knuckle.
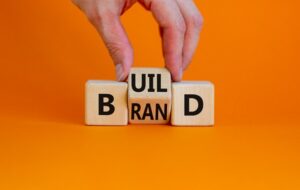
[106,41,128,61]
[189,12,204,29]
[86,11,101,24]
[172,18,186,34]
[86,9,114,25]
[106,41,133,65]
[107,42,123,56]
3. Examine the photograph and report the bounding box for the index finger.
[139,0,186,81]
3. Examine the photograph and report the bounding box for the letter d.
[184,94,203,116]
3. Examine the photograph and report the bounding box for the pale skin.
[72,0,203,81]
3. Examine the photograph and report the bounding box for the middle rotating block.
[128,68,172,124]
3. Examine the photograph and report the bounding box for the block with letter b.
[128,68,172,124]
[171,81,214,126]
[85,80,128,125]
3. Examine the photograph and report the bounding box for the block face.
[85,80,128,125]
[171,81,214,126]
[128,68,172,124]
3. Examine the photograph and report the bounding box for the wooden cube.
[85,80,128,125]
[171,81,214,126]
[128,68,172,124]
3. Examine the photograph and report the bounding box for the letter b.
[99,94,115,115]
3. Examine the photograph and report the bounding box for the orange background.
[1,0,300,189]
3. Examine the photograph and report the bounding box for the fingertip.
[115,64,124,81]
[183,63,190,71]
[115,63,130,82]
[174,68,183,82]
[115,54,132,82]
[111,41,133,82]
[166,66,182,82]
[183,56,192,71]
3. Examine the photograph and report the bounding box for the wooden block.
[128,68,172,124]
[171,81,214,126]
[85,80,128,125]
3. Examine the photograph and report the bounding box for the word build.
[85,68,214,126]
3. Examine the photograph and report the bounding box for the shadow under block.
[171,81,214,126]
[85,80,128,125]
[128,68,172,124]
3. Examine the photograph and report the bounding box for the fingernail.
[115,64,125,81]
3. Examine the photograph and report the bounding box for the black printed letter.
[99,94,115,115]
[184,94,203,116]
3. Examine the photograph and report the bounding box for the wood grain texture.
[171,81,214,126]
[85,80,128,126]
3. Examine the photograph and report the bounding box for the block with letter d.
[171,81,214,126]
[128,68,172,124]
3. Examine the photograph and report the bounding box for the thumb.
[89,12,133,81]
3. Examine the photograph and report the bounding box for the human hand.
[72,0,203,81]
